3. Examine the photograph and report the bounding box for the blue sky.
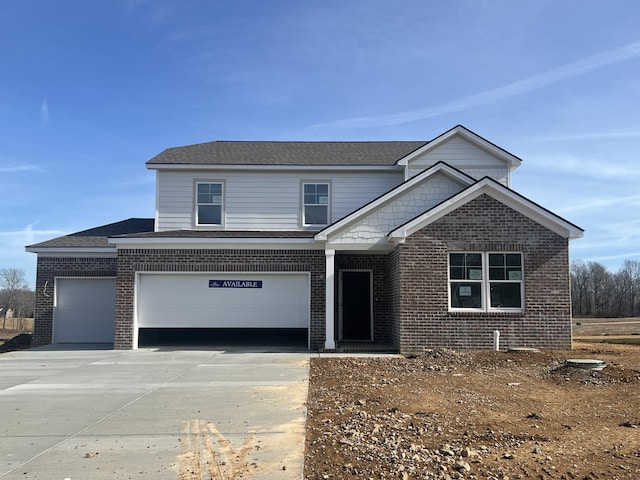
[2,0,640,287]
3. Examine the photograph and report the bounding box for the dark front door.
[341,271,372,341]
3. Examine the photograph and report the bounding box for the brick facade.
[32,196,573,352]
[114,248,326,349]
[32,256,117,346]
[391,194,571,352]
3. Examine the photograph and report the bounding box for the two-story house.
[26,125,583,352]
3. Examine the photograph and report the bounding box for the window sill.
[449,309,525,314]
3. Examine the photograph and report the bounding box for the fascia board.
[315,163,474,241]
[397,126,522,168]
[108,237,320,250]
[24,247,117,257]
[482,187,584,239]
[389,179,583,242]
[321,242,394,252]
[146,164,399,172]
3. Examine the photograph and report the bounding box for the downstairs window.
[449,252,523,311]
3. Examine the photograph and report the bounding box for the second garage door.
[136,272,310,331]
[54,277,116,343]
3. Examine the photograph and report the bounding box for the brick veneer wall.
[115,249,326,349]
[394,194,572,352]
[335,253,391,345]
[32,256,117,346]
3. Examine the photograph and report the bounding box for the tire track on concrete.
[178,419,256,479]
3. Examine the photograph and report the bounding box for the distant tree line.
[571,259,640,318]
[0,268,35,322]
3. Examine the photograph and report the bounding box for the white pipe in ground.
[493,330,500,351]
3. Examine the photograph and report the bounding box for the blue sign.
[209,279,263,289]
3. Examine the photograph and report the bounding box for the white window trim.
[301,181,331,227]
[448,251,524,313]
[194,180,225,228]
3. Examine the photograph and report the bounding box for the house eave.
[146,163,401,172]
[108,236,321,250]
[25,246,117,257]
[322,241,396,252]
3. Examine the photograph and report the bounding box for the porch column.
[324,249,336,350]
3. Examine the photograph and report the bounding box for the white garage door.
[54,278,116,343]
[137,273,309,329]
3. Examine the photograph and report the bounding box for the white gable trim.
[388,177,584,242]
[397,125,522,172]
[314,162,474,242]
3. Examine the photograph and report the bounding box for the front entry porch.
[323,250,397,352]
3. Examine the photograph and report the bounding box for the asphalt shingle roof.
[27,219,317,249]
[27,218,155,248]
[146,141,428,166]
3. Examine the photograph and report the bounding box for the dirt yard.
[304,341,640,479]
[0,318,33,353]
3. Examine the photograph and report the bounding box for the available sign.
[209,279,263,289]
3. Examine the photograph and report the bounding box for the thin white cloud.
[591,252,640,262]
[123,0,173,30]
[532,128,640,142]
[524,153,640,179]
[0,164,38,173]
[40,99,49,126]
[556,193,640,215]
[312,39,640,130]
[0,223,65,246]
[575,251,640,268]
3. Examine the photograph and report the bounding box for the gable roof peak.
[395,125,523,170]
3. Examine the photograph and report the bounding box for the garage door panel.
[137,273,309,329]
[54,278,116,343]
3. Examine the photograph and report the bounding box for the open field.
[0,318,33,339]
[0,318,34,351]
[574,317,640,345]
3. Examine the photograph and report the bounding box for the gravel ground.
[304,344,640,479]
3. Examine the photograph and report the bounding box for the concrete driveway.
[0,345,311,479]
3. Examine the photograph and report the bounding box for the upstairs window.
[196,182,223,226]
[449,252,523,311]
[303,183,329,226]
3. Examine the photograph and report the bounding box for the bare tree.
[0,268,30,328]
[620,260,640,316]
[586,262,611,317]
[571,259,640,318]
[570,260,590,316]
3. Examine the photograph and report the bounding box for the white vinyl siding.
[407,136,510,185]
[155,170,402,231]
